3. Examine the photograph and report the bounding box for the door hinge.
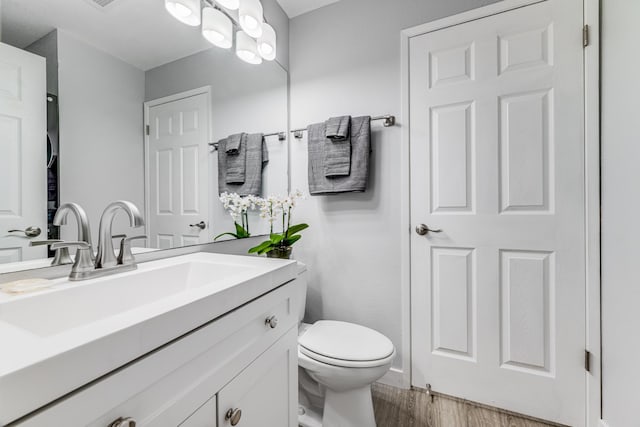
[583,25,590,47]
[585,349,591,372]
[145,124,150,136]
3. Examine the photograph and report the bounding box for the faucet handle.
[31,240,74,266]
[50,241,90,250]
[30,239,62,247]
[117,235,148,266]
[51,241,94,279]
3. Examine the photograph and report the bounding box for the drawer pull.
[225,408,242,425]
[108,417,136,427]
[265,315,278,329]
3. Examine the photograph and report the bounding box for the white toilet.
[295,264,396,427]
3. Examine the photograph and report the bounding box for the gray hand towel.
[323,116,352,177]
[308,116,371,195]
[218,133,268,197]
[225,133,247,184]
[325,116,351,140]
[226,132,243,154]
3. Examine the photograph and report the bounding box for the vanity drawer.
[14,279,301,427]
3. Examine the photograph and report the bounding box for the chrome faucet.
[29,203,94,266]
[95,201,145,269]
[53,202,94,261]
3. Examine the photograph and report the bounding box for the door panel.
[0,43,47,262]
[409,1,585,425]
[217,328,298,427]
[148,93,210,248]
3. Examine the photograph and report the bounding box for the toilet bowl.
[295,264,396,427]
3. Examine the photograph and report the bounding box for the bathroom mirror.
[0,0,289,274]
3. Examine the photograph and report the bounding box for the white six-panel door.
[147,92,210,249]
[409,1,585,425]
[0,43,47,263]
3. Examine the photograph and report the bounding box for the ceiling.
[275,0,341,18]
[1,0,238,70]
[0,0,340,70]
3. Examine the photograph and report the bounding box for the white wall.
[57,30,145,240]
[601,1,640,425]
[25,31,58,96]
[289,0,500,377]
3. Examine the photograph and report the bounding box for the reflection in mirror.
[0,0,289,274]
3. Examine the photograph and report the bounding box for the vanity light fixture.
[165,0,201,26]
[236,30,263,64]
[238,0,264,38]
[215,0,240,10]
[258,22,276,61]
[166,0,274,65]
[202,7,233,48]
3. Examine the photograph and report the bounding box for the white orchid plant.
[249,190,309,255]
[215,191,309,255]
[214,192,259,240]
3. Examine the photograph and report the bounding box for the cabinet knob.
[225,408,242,425]
[265,315,278,329]
[108,417,136,427]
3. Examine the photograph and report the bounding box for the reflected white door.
[0,43,47,262]
[409,1,585,425]
[147,92,210,249]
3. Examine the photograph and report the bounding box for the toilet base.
[298,403,323,427]
[322,385,376,427]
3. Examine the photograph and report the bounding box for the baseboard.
[378,368,409,389]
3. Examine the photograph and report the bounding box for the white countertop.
[0,247,160,275]
[0,252,297,424]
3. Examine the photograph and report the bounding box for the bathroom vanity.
[0,253,301,426]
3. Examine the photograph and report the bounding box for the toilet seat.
[298,320,395,368]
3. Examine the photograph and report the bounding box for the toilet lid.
[298,320,395,362]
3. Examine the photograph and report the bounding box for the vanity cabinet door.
[218,327,298,427]
[179,397,216,427]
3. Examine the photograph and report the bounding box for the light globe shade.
[216,0,240,10]
[238,0,263,38]
[202,8,233,48]
[165,0,201,26]
[258,22,276,61]
[236,30,263,65]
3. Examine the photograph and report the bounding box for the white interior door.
[409,1,585,425]
[147,92,210,249]
[0,43,47,263]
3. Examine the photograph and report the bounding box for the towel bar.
[290,115,396,139]
[209,131,287,151]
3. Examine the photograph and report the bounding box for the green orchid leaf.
[248,240,273,254]
[283,234,302,246]
[234,222,250,238]
[214,232,239,241]
[286,223,309,237]
[270,234,284,244]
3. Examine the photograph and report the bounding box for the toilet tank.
[296,262,308,324]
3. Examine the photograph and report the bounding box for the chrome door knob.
[416,224,442,236]
[189,221,206,230]
[265,315,278,329]
[8,226,42,238]
[225,408,242,425]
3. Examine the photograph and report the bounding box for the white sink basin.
[0,260,256,337]
[0,252,297,425]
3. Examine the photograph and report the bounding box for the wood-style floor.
[371,383,564,427]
